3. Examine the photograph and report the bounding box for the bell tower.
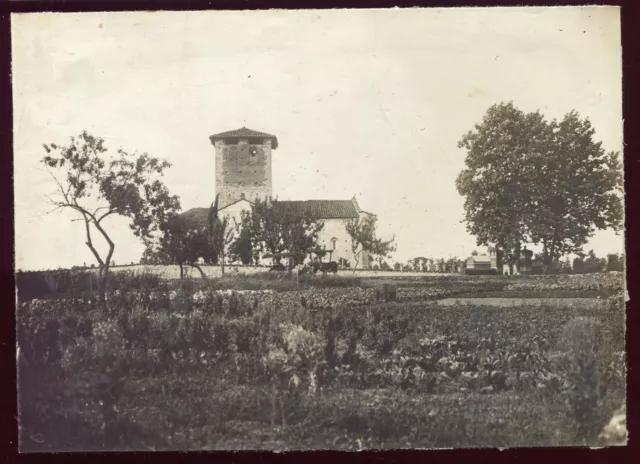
[209,127,278,209]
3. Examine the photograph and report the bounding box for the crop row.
[17,281,626,451]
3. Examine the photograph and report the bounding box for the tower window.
[331,238,338,251]
[225,138,239,145]
[248,137,263,145]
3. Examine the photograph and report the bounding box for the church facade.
[181,127,373,269]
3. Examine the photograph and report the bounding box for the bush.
[556,316,617,443]
[16,270,163,301]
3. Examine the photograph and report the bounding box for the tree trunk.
[92,218,115,311]
[221,246,225,277]
[352,250,361,276]
[179,263,184,280]
[81,214,106,304]
[97,263,106,304]
[191,263,207,280]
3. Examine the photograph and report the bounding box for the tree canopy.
[42,131,180,303]
[144,215,212,278]
[208,194,235,275]
[345,215,396,275]
[456,102,622,270]
[237,198,325,267]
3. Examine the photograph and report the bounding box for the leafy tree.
[238,198,324,268]
[457,102,623,273]
[41,131,180,306]
[380,260,392,271]
[412,257,428,271]
[229,224,254,265]
[560,257,573,274]
[528,112,623,269]
[471,250,479,256]
[144,214,211,279]
[571,250,606,274]
[457,103,548,272]
[446,258,460,273]
[140,245,162,265]
[207,194,235,276]
[606,253,624,272]
[393,262,402,271]
[344,215,396,275]
[583,250,606,274]
[313,246,328,263]
[573,256,586,274]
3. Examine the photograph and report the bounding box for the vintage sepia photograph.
[12,7,626,452]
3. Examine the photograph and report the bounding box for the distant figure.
[269,262,286,272]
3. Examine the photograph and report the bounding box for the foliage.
[152,218,212,278]
[16,269,163,301]
[238,198,325,267]
[345,215,396,274]
[528,112,623,267]
[41,131,180,304]
[606,253,624,272]
[17,272,624,450]
[229,224,254,265]
[573,250,608,274]
[456,102,623,270]
[207,194,236,275]
[456,103,540,267]
[555,317,604,442]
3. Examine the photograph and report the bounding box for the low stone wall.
[109,265,457,280]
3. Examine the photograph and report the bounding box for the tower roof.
[209,127,278,149]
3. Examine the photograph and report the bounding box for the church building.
[180,127,373,268]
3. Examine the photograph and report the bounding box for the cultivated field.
[16,271,626,451]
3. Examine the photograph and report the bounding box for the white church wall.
[316,218,370,269]
[219,199,252,229]
[216,202,371,269]
[317,218,351,263]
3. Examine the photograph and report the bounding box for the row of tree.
[563,251,624,274]
[146,198,396,278]
[41,131,395,307]
[456,102,623,273]
[140,196,329,278]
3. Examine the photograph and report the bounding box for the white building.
[179,127,376,269]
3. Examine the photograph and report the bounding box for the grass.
[16,272,626,451]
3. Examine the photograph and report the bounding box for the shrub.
[16,270,163,301]
[556,317,606,443]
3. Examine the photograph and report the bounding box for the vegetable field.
[16,271,626,451]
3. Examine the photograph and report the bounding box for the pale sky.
[12,7,624,271]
